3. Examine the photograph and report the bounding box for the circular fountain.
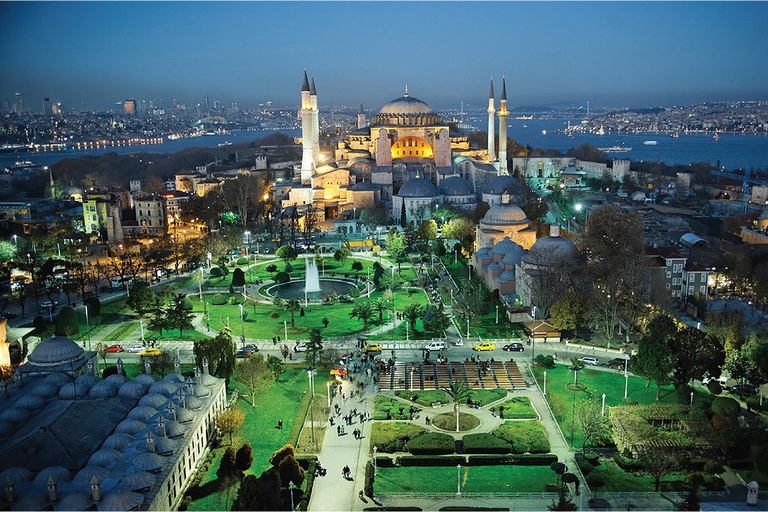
[265,257,356,301]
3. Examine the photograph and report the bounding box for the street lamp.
[289,481,294,511]
[495,305,499,324]
[84,305,91,351]
[531,306,538,363]
[457,464,462,495]
[373,446,378,475]
[206,302,210,330]
[624,356,629,399]
[601,393,606,417]
[307,366,316,447]
[543,370,547,395]
[12,234,17,247]
[326,381,330,407]
[239,304,245,347]
[284,320,288,342]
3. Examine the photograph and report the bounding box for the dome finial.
[404,85,408,97]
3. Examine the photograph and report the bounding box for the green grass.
[374,465,557,494]
[490,397,538,420]
[104,322,139,341]
[394,389,507,407]
[533,365,715,450]
[588,459,690,492]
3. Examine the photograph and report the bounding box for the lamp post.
[307,366,316,447]
[624,356,629,398]
[531,306,537,364]
[406,320,409,342]
[140,320,145,342]
[495,305,499,324]
[601,393,606,417]
[457,464,462,495]
[239,304,245,346]
[373,446,378,475]
[543,371,547,396]
[198,267,203,302]
[466,317,470,338]
[326,381,330,407]
[12,234,17,247]
[690,390,694,405]
[84,304,91,350]
[206,302,210,330]
[284,320,288,342]
[289,481,294,511]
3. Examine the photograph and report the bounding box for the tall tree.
[126,280,157,317]
[234,354,273,406]
[194,328,236,382]
[667,327,725,394]
[215,408,245,445]
[630,314,677,399]
[231,469,282,511]
[639,448,681,492]
[350,301,375,330]
[401,303,423,331]
[386,229,408,270]
[275,245,297,264]
[164,293,194,337]
[307,327,323,365]
[576,398,610,454]
[444,381,470,432]
[285,299,301,328]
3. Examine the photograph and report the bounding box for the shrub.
[364,461,374,498]
[374,395,418,420]
[300,307,305,317]
[466,454,558,466]
[462,433,512,454]
[218,265,229,276]
[375,456,396,467]
[182,296,194,311]
[493,421,550,454]
[398,455,465,466]
[210,267,224,278]
[707,381,722,395]
[322,317,330,328]
[285,262,294,273]
[275,272,290,284]
[562,473,579,485]
[711,396,740,416]
[491,397,537,420]
[535,354,555,369]
[406,432,455,455]
[612,453,642,472]
[54,306,79,337]
[703,460,724,475]
[266,264,278,273]
[32,315,47,336]
[211,293,227,305]
[586,474,605,490]
[84,297,101,316]
[237,257,248,265]
[370,422,425,453]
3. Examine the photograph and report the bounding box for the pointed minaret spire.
[501,74,507,101]
[489,76,495,99]
[404,85,409,97]
[301,69,310,92]
[359,103,364,114]
[487,77,496,161]
[310,76,317,96]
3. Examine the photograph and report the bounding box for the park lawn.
[491,397,538,419]
[533,365,715,450]
[394,389,508,407]
[188,369,331,511]
[588,459,689,492]
[374,465,557,494]
[104,322,139,341]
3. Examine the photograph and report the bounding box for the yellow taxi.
[473,342,496,351]
[364,343,383,353]
[140,348,162,357]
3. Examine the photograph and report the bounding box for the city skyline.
[1,1,767,112]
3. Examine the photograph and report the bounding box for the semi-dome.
[379,95,434,115]
[139,393,169,408]
[14,394,46,411]
[55,491,93,511]
[484,175,522,195]
[33,466,71,486]
[102,432,136,451]
[397,177,438,198]
[87,448,123,468]
[438,176,473,196]
[120,469,155,491]
[73,466,110,485]
[98,489,143,511]
[481,203,528,225]
[29,337,84,366]
[0,467,33,484]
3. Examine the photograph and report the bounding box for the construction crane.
[710,165,768,214]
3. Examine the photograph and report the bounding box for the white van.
[426,341,445,352]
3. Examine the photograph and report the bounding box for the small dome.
[98,489,143,511]
[162,373,187,384]
[60,186,85,201]
[29,337,84,366]
[12,491,47,511]
[118,381,147,400]
[0,407,31,424]
[162,406,194,424]
[14,394,46,411]
[379,95,434,115]
[190,383,210,398]
[33,466,71,486]
[139,393,168,408]
[198,373,218,387]
[145,435,177,455]
[148,380,180,396]
[500,246,525,265]
[181,394,204,410]
[87,448,123,468]
[133,373,158,385]
[73,466,110,485]
[132,452,166,472]
[58,382,90,400]
[523,235,580,266]
[29,383,60,398]
[55,491,93,511]
[43,372,72,386]
[0,467,33,484]
[120,469,155,491]
[104,374,130,385]
[438,176,473,196]
[484,175,522,195]
[397,177,438,198]
[487,261,503,270]
[482,203,528,225]
[0,419,16,437]
[115,419,146,435]
[75,373,100,387]
[87,381,118,399]
[102,432,136,450]
[490,237,523,256]
[127,405,158,422]
[153,418,185,437]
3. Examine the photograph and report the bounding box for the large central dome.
[379,94,434,115]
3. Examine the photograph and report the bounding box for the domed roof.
[127,405,159,422]
[73,466,110,485]
[148,380,180,397]
[161,406,194,424]
[438,176,473,196]
[104,374,130,386]
[33,466,71,486]
[0,407,31,424]
[29,383,60,398]
[490,237,523,256]
[143,435,177,455]
[117,381,148,400]
[14,394,46,411]
[397,177,438,198]
[120,469,155,491]
[139,393,168,408]
[0,419,16,437]
[87,448,123,468]
[153,418,185,437]
[75,373,100,387]
[43,372,72,386]
[87,381,118,399]
[132,452,166,472]
[523,234,580,266]
[102,432,136,451]
[500,246,525,265]
[60,186,84,200]
[55,491,93,511]
[380,94,434,115]
[481,202,528,225]
[484,175,522,195]
[28,337,84,366]
[58,382,90,400]
[12,491,47,511]
[115,419,146,435]
[134,373,158,385]
[162,373,187,384]
[98,489,143,511]
[0,467,33,484]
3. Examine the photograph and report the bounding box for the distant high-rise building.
[204,95,209,110]
[2,99,10,111]
[52,102,61,115]
[124,99,136,115]
[215,100,221,110]
[266,101,272,108]
[43,97,52,116]
[14,92,22,113]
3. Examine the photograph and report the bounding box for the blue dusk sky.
[1,1,767,112]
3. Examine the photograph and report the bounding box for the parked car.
[453,340,464,347]
[40,300,57,309]
[364,343,383,353]
[236,347,258,358]
[502,342,525,352]
[578,356,599,365]
[702,376,729,388]
[106,344,124,353]
[127,344,145,353]
[99,286,113,293]
[2,312,18,320]
[140,348,162,357]
[473,342,496,351]
[426,341,445,352]
[731,384,758,395]
[293,343,307,352]
[606,358,627,370]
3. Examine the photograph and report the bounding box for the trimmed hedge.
[467,454,558,466]
[375,456,397,468]
[611,453,643,472]
[286,391,313,447]
[370,422,425,453]
[210,267,224,278]
[364,461,374,498]
[406,432,455,455]
[490,396,538,420]
[462,433,511,454]
[237,257,248,265]
[493,421,550,454]
[398,455,466,467]
[275,272,290,284]
[211,293,227,305]
[374,395,418,420]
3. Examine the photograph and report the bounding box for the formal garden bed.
[489,397,538,419]
[374,395,421,420]
[372,465,558,494]
[394,388,507,408]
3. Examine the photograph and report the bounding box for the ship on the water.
[643,140,658,145]
[598,145,632,153]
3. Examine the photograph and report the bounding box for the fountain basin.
[266,279,357,301]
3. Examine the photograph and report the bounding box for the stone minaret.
[357,103,366,129]
[299,69,315,184]
[46,475,58,502]
[310,76,320,168]
[498,75,509,175]
[487,77,496,162]
[5,475,15,503]
[90,474,101,502]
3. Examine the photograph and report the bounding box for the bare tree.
[638,448,681,492]
[576,398,610,455]
[234,355,273,407]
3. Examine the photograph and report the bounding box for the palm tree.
[285,299,301,328]
[401,303,423,331]
[350,301,375,330]
[444,380,470,432]
[373,296,391,323]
